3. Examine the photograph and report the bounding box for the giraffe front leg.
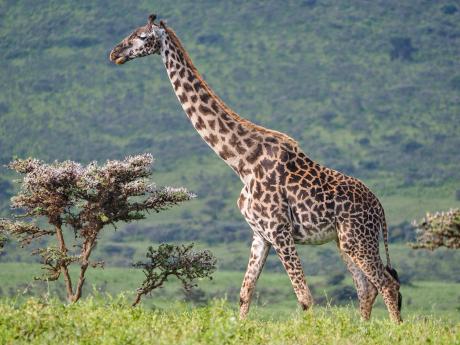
[239,234,271,319]
[272,234,314,311]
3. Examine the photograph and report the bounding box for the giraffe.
[109,14,402,323]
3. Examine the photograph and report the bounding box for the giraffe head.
[109,14,164,65]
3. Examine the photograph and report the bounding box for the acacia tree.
[0,154,194,302]
[411,209,460,250]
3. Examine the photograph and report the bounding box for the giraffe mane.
[162,23,299,146]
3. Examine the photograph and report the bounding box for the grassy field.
[1,262,459,321]
[4,239,460,281]
[0,298,459,345]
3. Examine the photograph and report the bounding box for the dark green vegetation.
[1,298,459,345]
[0,0,459,327]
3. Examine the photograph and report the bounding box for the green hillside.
[0,1,459,239]
[1,1,460,323]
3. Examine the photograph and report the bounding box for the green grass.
[6,239,458,283]
[0,298,459,345]
[378,182,460,225]
[1,262,459,321]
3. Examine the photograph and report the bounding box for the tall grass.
[0,297,458,345]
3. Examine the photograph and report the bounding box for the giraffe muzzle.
[109,49,129,65]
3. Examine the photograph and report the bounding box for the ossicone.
[148,13,157,24]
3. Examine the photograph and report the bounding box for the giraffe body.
[110,14,402,323]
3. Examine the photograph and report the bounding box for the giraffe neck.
[158,26,295,182]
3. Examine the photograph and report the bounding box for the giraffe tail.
[386,264,403,312]
[382,218,392,269]
[381,211,402,311]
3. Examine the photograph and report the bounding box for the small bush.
[132,243,216,306]
[390,37,417,61]
[410,209,460,250]
[441,4,458,15]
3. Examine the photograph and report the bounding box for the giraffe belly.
[292,221,337,245]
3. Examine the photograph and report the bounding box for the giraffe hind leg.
[338,219,402,323]
[341,252,378,320]
[344,251,402,323]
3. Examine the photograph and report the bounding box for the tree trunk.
[54,223,74,303]
[73,234,97,302]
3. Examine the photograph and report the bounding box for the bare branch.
[0,219,54,247]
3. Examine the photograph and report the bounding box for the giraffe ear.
[148,14,157,24]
